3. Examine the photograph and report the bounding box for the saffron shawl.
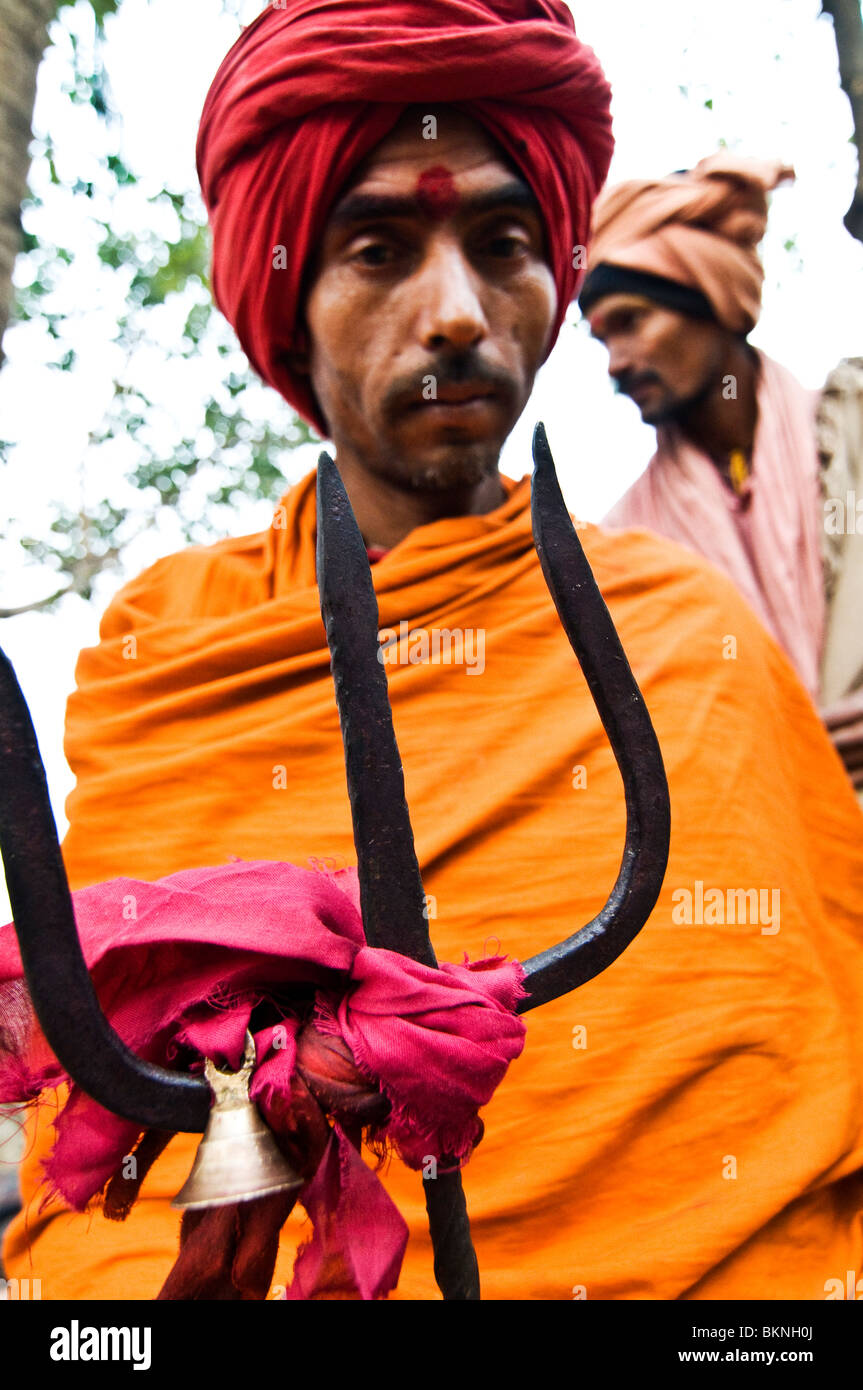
[5,472,863,1299]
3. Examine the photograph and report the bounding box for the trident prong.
[316,450,480,1300]
[517,423,671,1010]
[315,451,436,967]
[0,648,209,1133]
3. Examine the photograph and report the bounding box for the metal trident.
[0,423,670,1299]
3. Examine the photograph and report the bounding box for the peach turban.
[580,153,794,334]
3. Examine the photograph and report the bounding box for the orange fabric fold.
[5,469,863,1300]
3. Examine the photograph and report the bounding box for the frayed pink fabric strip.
[284,1129,407,1301]
[0,859,526,1299]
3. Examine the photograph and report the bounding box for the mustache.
[613,369,663,397]
[384,353,519,416]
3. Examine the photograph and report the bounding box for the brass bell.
[172,1030,304,1210]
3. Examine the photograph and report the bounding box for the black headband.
[578,263,717,322]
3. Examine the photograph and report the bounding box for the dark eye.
[354,241,396,267]
[484,234,528,259]
[601,311,638,338]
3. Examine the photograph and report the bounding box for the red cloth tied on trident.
[196,0,614,435]
[0,859,526,1300]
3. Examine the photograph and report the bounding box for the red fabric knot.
[0,859,526,1299]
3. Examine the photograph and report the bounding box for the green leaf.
[106,154,137,186]
[56,0,122,34]
[131,223,210,305]
[97,229,137,269]
[90,0,123,29]
[182,301,212,345]
[88,74,109,116]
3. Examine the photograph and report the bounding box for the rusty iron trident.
[0,422,670,1299]
[315,422,670,1295]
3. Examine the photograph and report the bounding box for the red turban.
[197,0,614,435]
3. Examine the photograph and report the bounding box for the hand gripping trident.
[0,423,670,1299]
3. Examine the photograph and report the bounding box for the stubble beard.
[640,374,716,428]
[355,431,503,495]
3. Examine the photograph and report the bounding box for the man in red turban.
[197,0,613,436]
[4,1,863,1303]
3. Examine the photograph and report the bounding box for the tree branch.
[823,0,863,243]
[0,0,61,367]
[0,583,72,618]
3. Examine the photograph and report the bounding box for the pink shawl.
[604,352,825,697]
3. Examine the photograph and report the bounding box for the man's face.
[586,293,727,425]
[301,109,557,491]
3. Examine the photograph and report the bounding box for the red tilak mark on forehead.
[416,166,460,221]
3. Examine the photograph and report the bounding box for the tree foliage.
[0,0,316,617]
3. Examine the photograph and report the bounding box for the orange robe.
[5,471,863,1300]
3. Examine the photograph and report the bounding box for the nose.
[606,336,633,383]
[415,239,489,352]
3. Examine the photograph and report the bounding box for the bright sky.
[1,0,862,923]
